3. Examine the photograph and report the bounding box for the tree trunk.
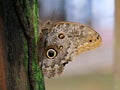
[0,14,7,90]
[0,0,45,90]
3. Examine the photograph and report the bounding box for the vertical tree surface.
[0,15,7,90]
[0,0,45,90]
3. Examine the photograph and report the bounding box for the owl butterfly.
[38,20,102,78]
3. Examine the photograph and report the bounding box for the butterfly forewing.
[51,22,102,54]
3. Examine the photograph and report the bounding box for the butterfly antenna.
[51,8,57,21]
[46,8,57,22]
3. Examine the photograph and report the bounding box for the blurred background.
[39,0,114,90]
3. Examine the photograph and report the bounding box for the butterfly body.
[38,21,102,78]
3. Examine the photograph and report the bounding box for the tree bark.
[0,15,7,90]
[0,0,45,90]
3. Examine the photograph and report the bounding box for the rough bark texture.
[0,15,7,90]
[0,0,45,90]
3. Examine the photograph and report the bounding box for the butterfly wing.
[52,22,102,55]
[38,21,102,78]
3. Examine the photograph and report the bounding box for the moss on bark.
[16,0,45,90]
[1,0,45,89]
